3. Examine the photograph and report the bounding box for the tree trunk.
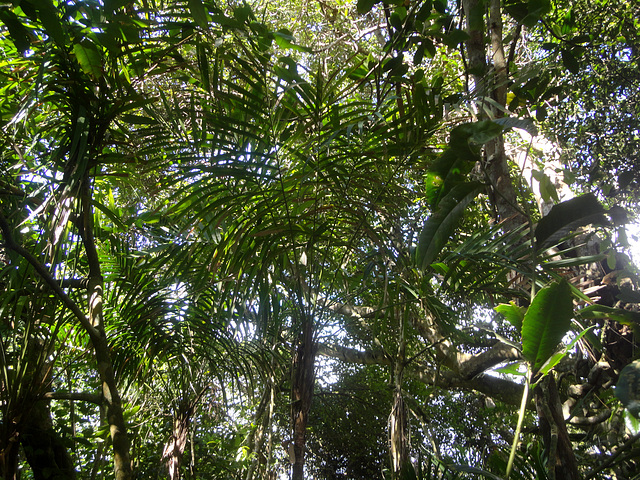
[162,400,196,480]
[0,438,20,480]
[21,400,76,480]
[20,338,76,480]
[533,375,581,480]
[81,184,132,480]
[389,310,408,478]
[463,0,524,231]
[291,316,315,480]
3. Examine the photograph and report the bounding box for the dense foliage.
[0,1,639,479]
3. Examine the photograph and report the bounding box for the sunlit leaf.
[521,280,573,373]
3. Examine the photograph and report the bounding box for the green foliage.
[534,194,609,249]
[616,360,640,419]
[521,280,573,374]
[0,0,636,478]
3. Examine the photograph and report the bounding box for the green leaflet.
[495,302,526,332]
[521,279,573,373]
[415,182,483,270]
[73,40,102,79]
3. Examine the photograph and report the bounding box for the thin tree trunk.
[389,311,408,478]
[534,375,581,480]
[162,402,195,480]
[291,316,315,480]
[463,0,524,231]
[80,183,132,480]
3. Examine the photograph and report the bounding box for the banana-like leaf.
[521,279,573,373]
[535,194,608,250]
[416,182,483,270]
[616,360,640,419]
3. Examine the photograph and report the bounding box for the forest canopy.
[0,0,639,479]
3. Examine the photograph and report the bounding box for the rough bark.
[21,400,76,480]
[80,184,132,480]
[162,399,199,480]
[463,0,524,231]
[534,375,581,480]
[291,316,315,480]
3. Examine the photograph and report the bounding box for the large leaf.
[73,40,102,79]
[521,279,573,373]
[616,360,640,419]
[495,302,526,332]
[416,182,483,270]
[0,9,31,53]
[426,121,501,208]
[534,194,608,249]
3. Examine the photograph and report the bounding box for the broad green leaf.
[443,29,471,48]
[357,0,379,14]
[561,49,580,74]
[416,182,483,270]
[73,40,102,79]
[495,302,526,331]
[0,9,31,53]
[534,194,608,249]
[616,360,640,419]
[188,0,209,29]
[521,279,573,373]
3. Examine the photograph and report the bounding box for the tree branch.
[43,391,102,405]
[0,212,99,340]
[317,342,527,407]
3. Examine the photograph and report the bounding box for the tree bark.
[463,0,524,231]
[291,315,315,480]
[162,400,197,480]
[534,375,581,480]
[80,183,133,480]
[21,400,76,480]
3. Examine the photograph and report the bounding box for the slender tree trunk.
[534,375,581,480]
[389,311,408,478]
[162,401,196,480]
[463,0,524,231]
[291,315,315,480]
[81,183,132,480]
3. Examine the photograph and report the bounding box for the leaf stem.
[506,376,530,479]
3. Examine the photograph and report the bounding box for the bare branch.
[43,391,102,405]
